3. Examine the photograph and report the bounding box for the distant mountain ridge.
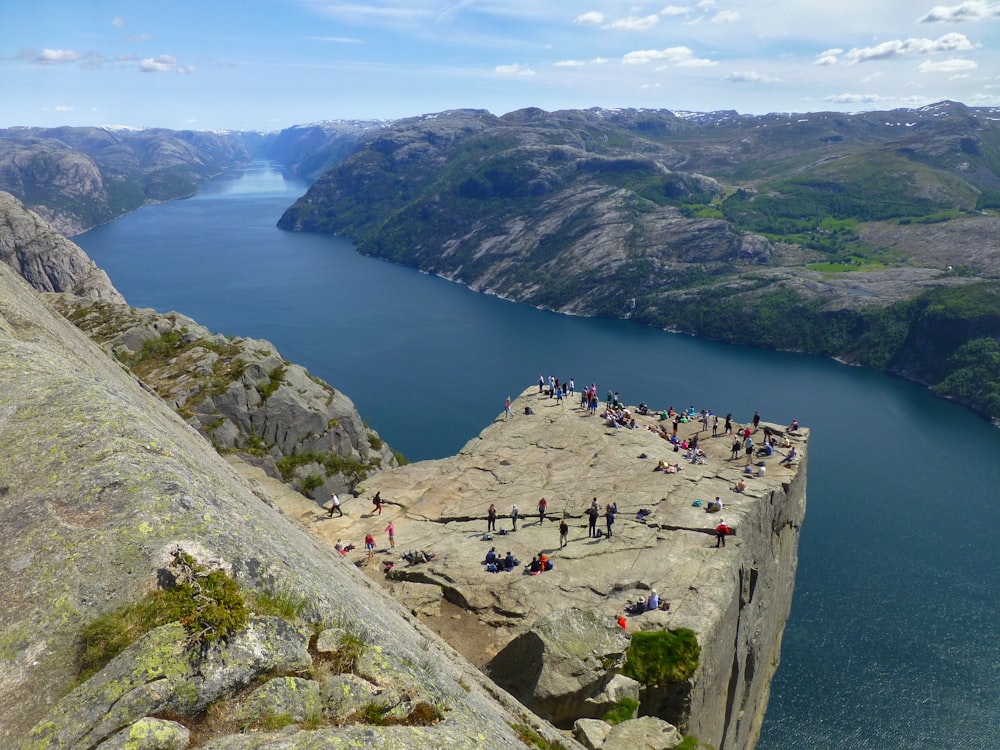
[278,101,1000,423]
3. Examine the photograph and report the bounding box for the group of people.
[483,546,521,573]
[625,589,665,615]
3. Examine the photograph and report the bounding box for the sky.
[3,0,1000,131]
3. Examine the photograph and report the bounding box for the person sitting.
[503,552,518,572]
[743,464,754,476]
[637,402,649,416]
[486,561,499,573]
[484,547,498,565]
[755,463,767,477]
[527,556,542,575]
[788,419,799,432]
[779,446,798,466]
[539,552,550,571]
[706,497,723,513]
[646,590,660,610]
[733,477,747,493]
[627,596,647,615]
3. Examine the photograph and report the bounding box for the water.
[77,162,1000,749]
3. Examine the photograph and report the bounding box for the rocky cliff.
[0,191,124,302]
[277,103,1000,424]
[278,390,808,750]
[0,127,251,235]
[0,261,576,749]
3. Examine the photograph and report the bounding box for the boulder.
[234,676,322,724]
[391,581,444,617]
[95,717,190,750]
[487,608,630,727]
[574,718,613,749]
[602,716,683,750]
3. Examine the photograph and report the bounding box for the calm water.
[78,163,1000,749]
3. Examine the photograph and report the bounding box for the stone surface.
[574,718,613,750]
[0,261,581,750]
[235,677,322,724]
[391,580,444,617]
[289,387,808,750]
[95,718,191,750]
[602,716,683,750]
[488,608,631,726]
[0,191,124,302]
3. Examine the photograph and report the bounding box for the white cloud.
[139,55,195,73]
[919,1,1000,22]
[35,48,84,64]
[660,5,691,16]
[574,11,605,25]
[309,36,364,44]
[111,17,124,28]
[604,15,660,31]
[623,46,714,66]
[54,105,74,112]
[711,10,740,23]
[815,48,843,66]
[824,93,884,103]
[127,34,152,42]
[918,57,978,71]
[592,57,609,64]
[725,71,781,83]
[495,63,536,76]
[817,32,975,64]
[554,59,586,67]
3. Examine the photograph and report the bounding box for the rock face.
[488,608,632,726]
[0,262,578,749]
[44,296,396,496]
[298,391,808,750]
[0,191,124,302]
[0,127,251,236]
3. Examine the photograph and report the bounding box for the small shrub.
[332,631,366,673]
[300,474,324,496]
[510,723,568,750]
[602,696,639,725]
[622,628,700,687]
[367,433,383,450]
[251,586,309,620]
[256,365,286,400]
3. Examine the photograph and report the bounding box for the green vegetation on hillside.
[622,628,701,687]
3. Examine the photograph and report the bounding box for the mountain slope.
[279,103,1000,423]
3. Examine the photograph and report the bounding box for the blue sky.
[3,0,1000,130]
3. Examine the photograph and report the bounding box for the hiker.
[372,491,383,515]
[487,503,497,532]
[715,518,729,548]
[537,497,548,524]
[605,504,615,538]
[385,520,395,549]
[559,518,569,548]
[327,492,342,517]
[511,504,519,531]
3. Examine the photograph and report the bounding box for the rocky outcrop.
[44,296,396,496]
[488,608,632,726]
[0,261,577,749]
[0,191,124,302]
[286,388,808,750]
[0,127,251,235]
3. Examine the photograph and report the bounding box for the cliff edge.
[283,391,808,750]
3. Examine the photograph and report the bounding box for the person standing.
[487,503,497,532]
[712,415,719,436]
[604,504,615,538]
[559,518,569,548]
[752,411,761,432]
[385,521,395,549]
[365,533,375,561]
[724,413,733,435]
[588,498,600,538]
[538,374,545,393]
[715,518,729,548]
[744,435,754,464]
[537,497,548,524]
[504,395,513,419]
[372,491,383,516]
[327,492,342,517]
[511,504,519,532]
